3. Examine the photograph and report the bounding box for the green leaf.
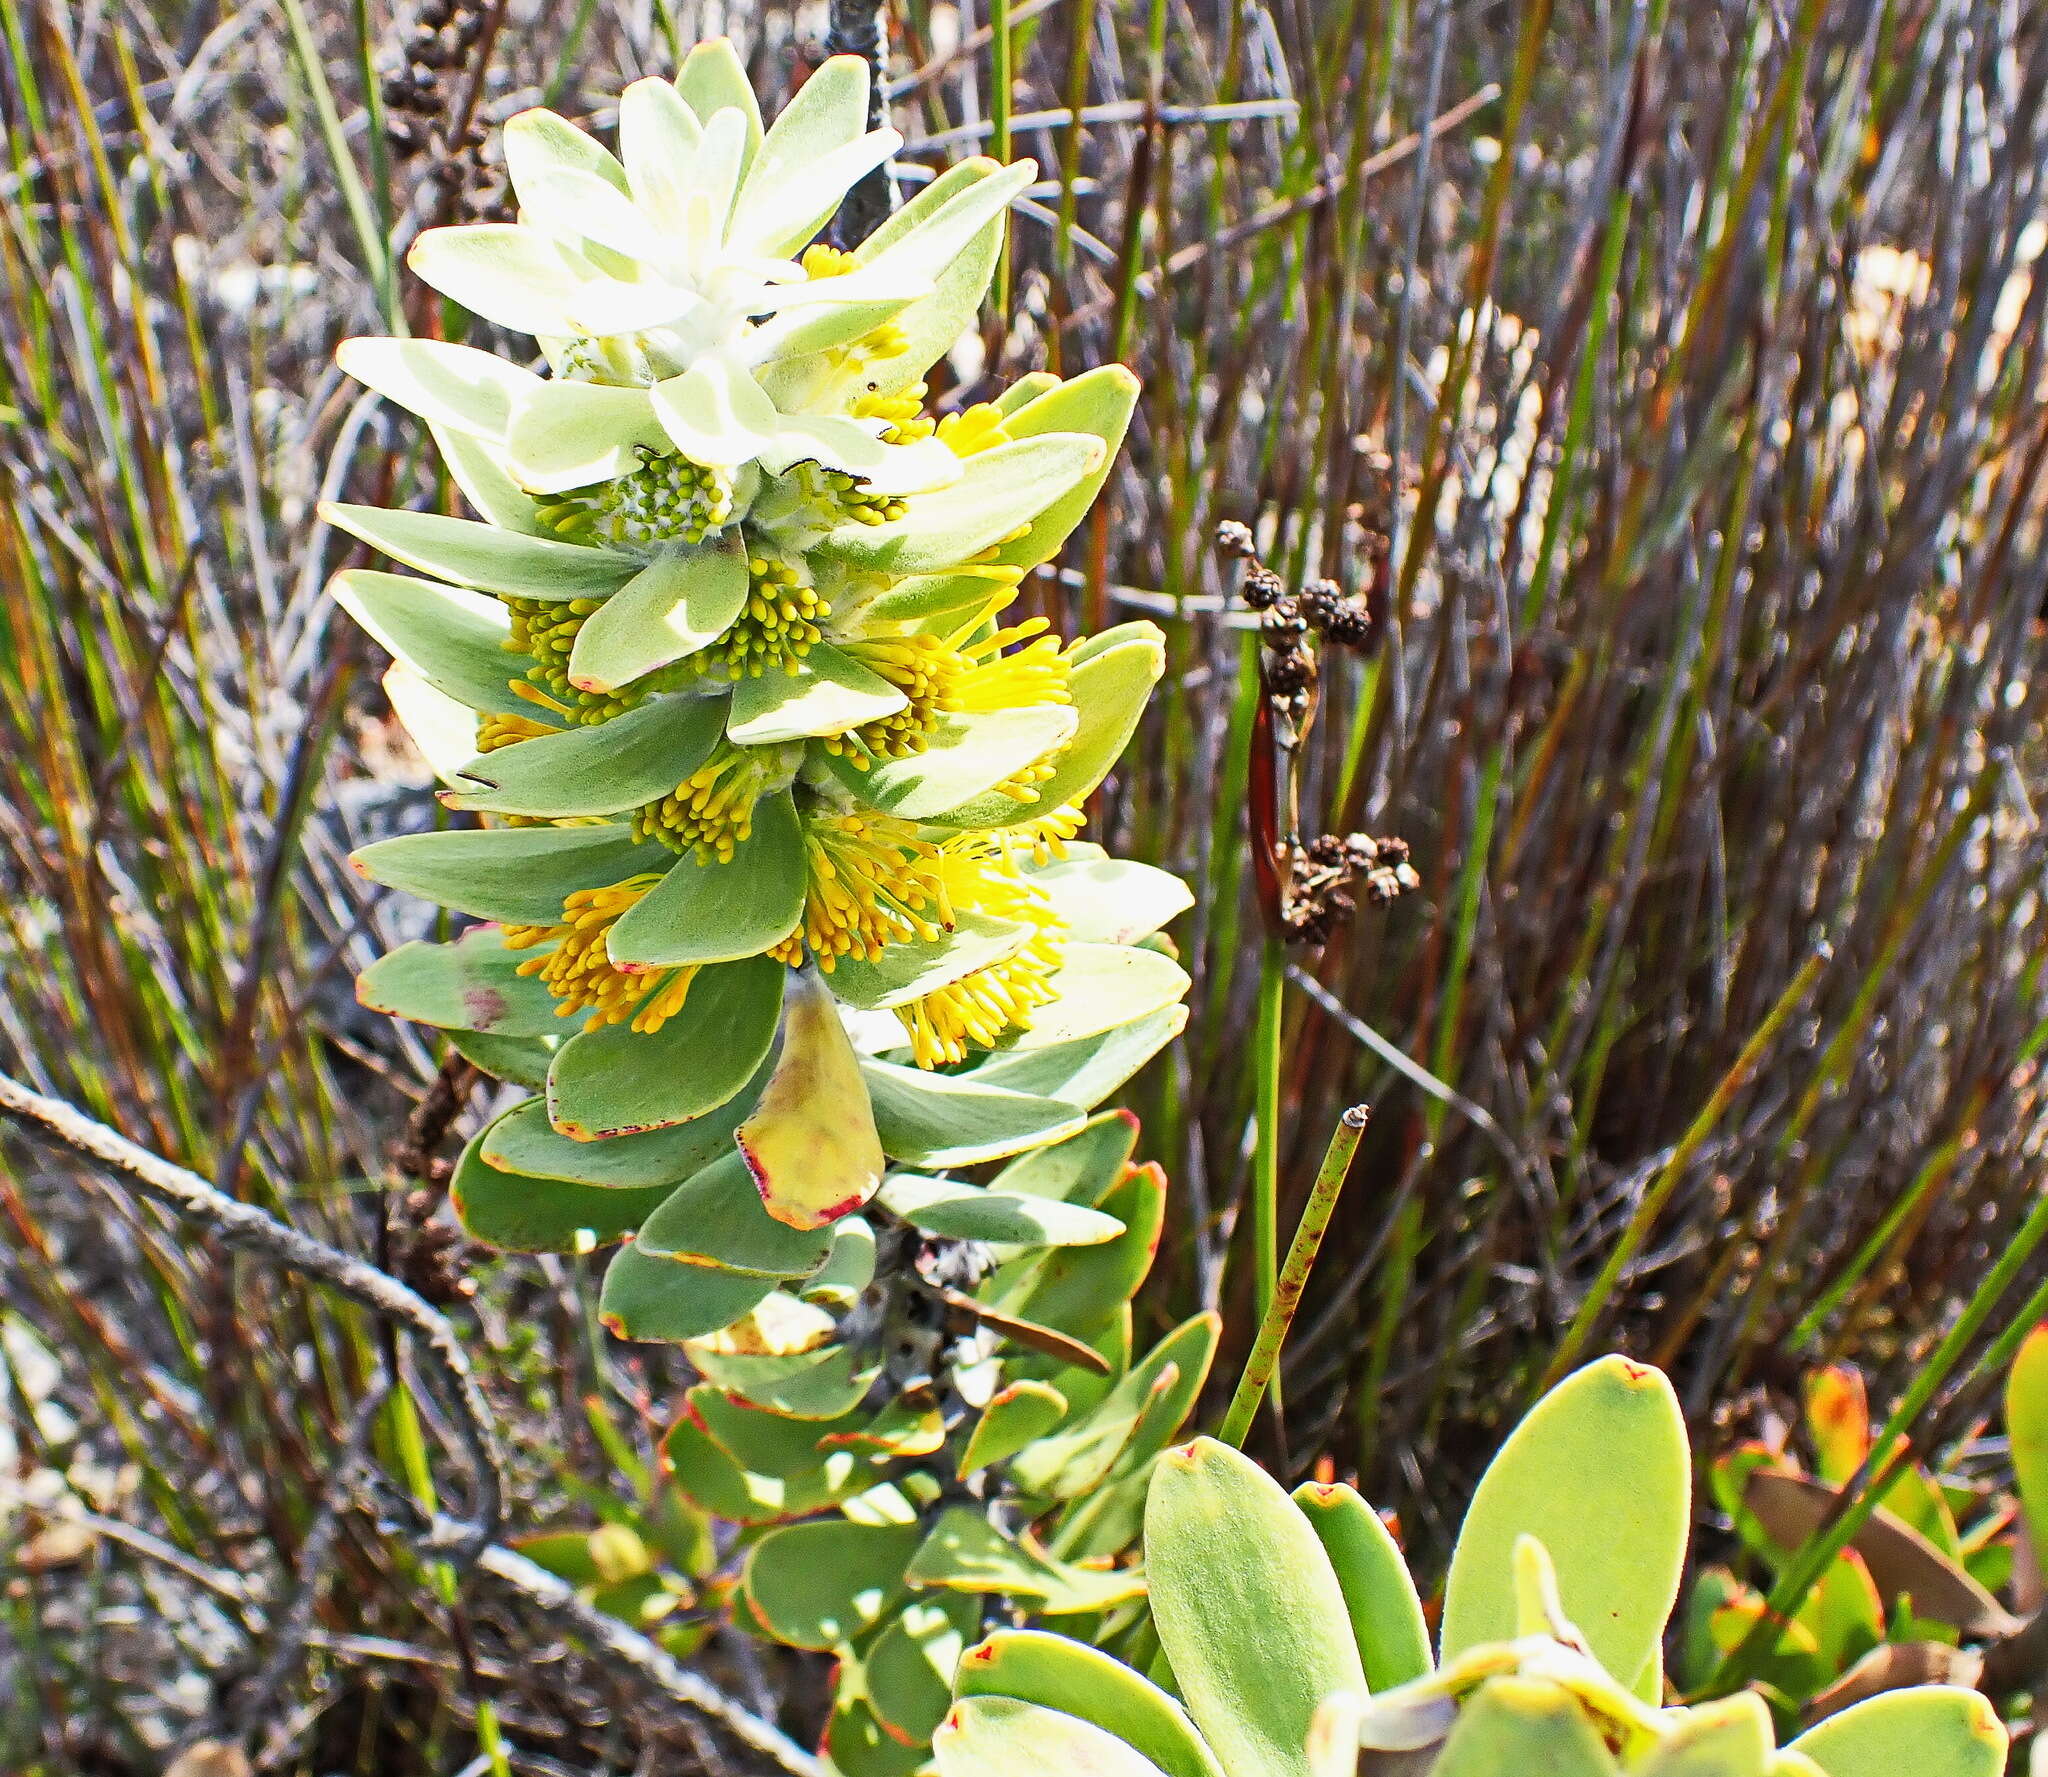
[321,501,637,600]
[662,1409,827,1525]
[547,955,783,1138]
[984,366,1141,572]
[1010,945,1191,1050]
[737,967,886,1229]
[742,1521,921,1650]
[1108,1314,1221,1477]
[452,1114,675,1252]
[1635,1694,1774,1777]
[1291,1482,1432,1692]
[406,222,590,335]
[432,424,548,535]
[985,1163,1166,1341]
[1031,859,1192,946]
[935,625,1165,827]
[965,1008,1187,1109]
[505,380,674,494]
[854,162,1034,394]
[829,1697,928,1777]
[867,1594,980,1745]
[728,642,907,745]
[686,1382,870,1473]
[2006,1321,2048,1563]
[1787,1687,2005,1777]
[863,1060,1085,1167]
[953,1632,1226,1777]
[501,104,630,196]
[860,564,1021,625]
[351,823,669,926]
[685,1341,877,1420]
[357,930,562,1036]
[384,663,489,783]
[827,704,1079,822]
[676,38,762,162]
[958,1381,1068,1477]
[597,1239,775,1342]
[1145,1438,1365,1777]
[988,1110,1138,1202]
[483,1068,764,1187]
[1015,1314,1215,1500]
[907,1507,1145,1613]
[566,540,750,693]
[1429,1677,1618,1776]
[801,1213,879,1307]
[634,1150,835,1277]
[1440,1355,1690,1692]
[731,53,885,256]
[876,1173,1124,1246]
[336,336,541,442]
[880,1179,1122,1252]
[816,436,1106,575]
[447,692,728,818]
[934,1698,1172,1777]
[330,569,537,717]
[606,792,806,966]
[827,913,1035,1012]
[447,1028,553,1088]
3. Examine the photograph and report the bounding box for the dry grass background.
[7,0,2048,1768]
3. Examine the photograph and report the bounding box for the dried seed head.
[1215,519,1257,559]
[1242,564,1288,610]
[1322,601,1373,648]
[1260,601,1308,647]
[1263,650,1312,696]
[1299,577,1344,627]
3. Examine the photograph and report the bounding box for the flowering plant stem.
[1218,1103,1369,1449]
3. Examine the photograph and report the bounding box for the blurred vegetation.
[6,0,2048,1769]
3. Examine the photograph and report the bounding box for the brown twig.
[0,1068,503,1559]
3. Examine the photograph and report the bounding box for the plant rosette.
[933,1357,2012,1777]
[329,44,1194,1341]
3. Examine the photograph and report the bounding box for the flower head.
[333,47,1190,1348]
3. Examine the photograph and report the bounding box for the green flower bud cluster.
[931,1358,2010,1777]
[328,42,1193,1351]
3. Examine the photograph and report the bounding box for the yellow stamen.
[935,403,1013,458]
[853,382,937,444]
[476,710,554,753]
[503,874,699,1034]
[894,834,1067,1066]
[769,813,950,969]
[702,555,829,679]
[502,596,645,723]
[631,741,787,860]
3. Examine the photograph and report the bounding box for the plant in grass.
[933,1356,2010,1777]
[327,42,1192,1338]
[1674,1344,2048,1730]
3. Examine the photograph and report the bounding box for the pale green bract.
[933,1358,2013,1777]
[328,43,1189,1350]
